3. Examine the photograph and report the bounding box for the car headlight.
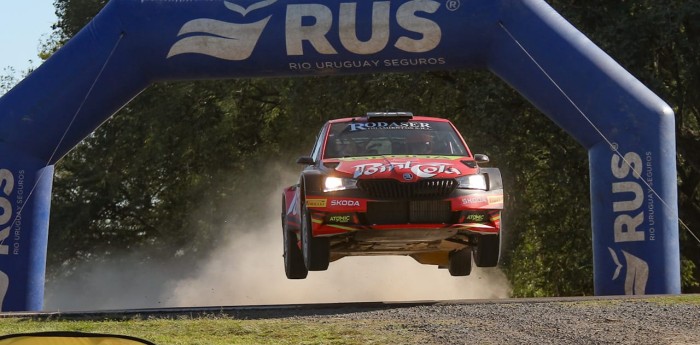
[456,174,487,190]
[324,177,358,192]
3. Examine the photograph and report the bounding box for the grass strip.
[0,316,415,345]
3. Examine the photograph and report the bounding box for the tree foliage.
[549,0,700,292]
[30,0,700,295]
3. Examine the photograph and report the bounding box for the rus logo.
[0,169,14,256]
[168,0,443,60]
[609,152,649,294]
[611,152,644,243]
[286,0,442,55]
[0,169,14,311]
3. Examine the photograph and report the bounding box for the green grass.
[558,294,700,308]
[650,294,700,305]
[0,316,415,345]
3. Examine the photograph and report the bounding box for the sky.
[0,1,58,76]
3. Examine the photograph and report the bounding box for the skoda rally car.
[281,112,503,279]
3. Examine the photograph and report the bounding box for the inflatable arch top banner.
[0,0,679,311]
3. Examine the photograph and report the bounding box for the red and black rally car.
[281,112,503,278]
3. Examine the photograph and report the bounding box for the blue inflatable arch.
[0,0,680,311]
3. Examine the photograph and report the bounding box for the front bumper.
[304,189,503,237]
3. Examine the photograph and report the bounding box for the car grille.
[357,179,458,199]
[366,200,453,224]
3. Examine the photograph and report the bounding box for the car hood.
[328,156,477,181]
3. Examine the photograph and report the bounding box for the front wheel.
[301,203,330,271]
[473,234,500,267]
[283,218,308,279]
[448,247,472,276]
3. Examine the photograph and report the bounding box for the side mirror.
[296,156,315,165]
[474,154,490,164]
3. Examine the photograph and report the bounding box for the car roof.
[327,115,453,124]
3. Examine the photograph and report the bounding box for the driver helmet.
[406,131,433,154]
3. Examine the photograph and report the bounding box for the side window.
[310,124,328,162]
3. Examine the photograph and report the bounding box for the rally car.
[281,112,503,279]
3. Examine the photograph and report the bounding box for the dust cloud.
[44,165,511,311]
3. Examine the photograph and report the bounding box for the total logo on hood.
[334,157,470,179]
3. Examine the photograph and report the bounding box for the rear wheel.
[474,234,500,267]
[301,203,330,271]
[283,218,308,279]
[448,247,472,276]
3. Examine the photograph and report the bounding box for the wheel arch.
[299,170,325,201]
[480,167,503,191]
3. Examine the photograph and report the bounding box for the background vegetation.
[2,0,698,298]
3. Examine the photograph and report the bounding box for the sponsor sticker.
[487,195,504,205]
[331,199,361,207]
[348,122,432,132]
[306,198,327,208]
[464,213,486,222]
[327,214,353,223]
[461,195,487,205]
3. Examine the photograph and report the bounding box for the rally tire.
[283,218,308,279]
[448,247,472,276]
[301,203,330,271]
[474,234,500,267]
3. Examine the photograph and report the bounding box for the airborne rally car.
[281,112,503,278]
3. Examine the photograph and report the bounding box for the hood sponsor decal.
[335,155,463,161]
[352,161,460,178]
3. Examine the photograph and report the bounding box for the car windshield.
[324,120,469,158]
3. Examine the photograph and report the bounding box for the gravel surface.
[14,296,700,344]
[284,297,700,345]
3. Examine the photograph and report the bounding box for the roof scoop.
[365,111,413,121]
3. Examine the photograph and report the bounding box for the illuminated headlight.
[324,177,358,192]
[456,174,487,190]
